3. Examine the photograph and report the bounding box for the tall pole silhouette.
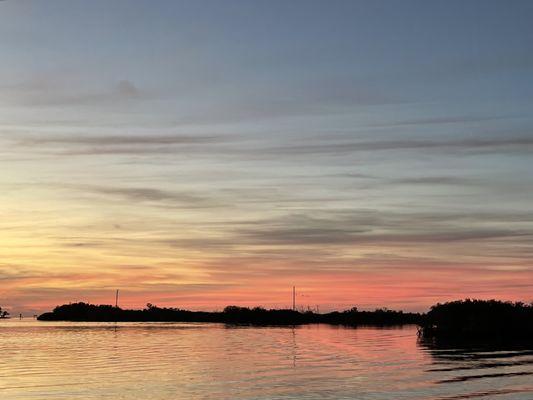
[115,289,119,308]
[292,286,296,311]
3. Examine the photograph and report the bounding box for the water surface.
[1,321,532,399]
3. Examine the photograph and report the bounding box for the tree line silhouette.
[37,302,420,326]
[419,299,533,343]
[31,298,533,344]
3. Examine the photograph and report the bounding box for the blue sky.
[1,1,532,312]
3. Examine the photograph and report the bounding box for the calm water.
[1,321,532,399]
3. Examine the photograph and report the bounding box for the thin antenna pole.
[115,289,119,308]
[292,286,296,311]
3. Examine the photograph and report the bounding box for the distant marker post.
[292,286,296,311]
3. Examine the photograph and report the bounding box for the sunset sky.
[1,1,533,314]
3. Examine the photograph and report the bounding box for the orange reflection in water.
[7,321,532,400]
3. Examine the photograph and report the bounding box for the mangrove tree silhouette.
[37,302,421,326]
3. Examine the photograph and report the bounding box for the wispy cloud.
[17,134,220,146]
[367,114,521,128]
[61,184,222,209]
[264,136,533,156]
[390,176,476,186]
[230,211,532,247]
[0,79,146,108]
[10,132,230,156]
[156,209,533,254]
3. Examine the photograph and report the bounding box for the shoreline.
[37,302,421,326]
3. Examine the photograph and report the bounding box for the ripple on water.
[0,321,532,399]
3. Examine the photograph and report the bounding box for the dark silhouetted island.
[37,299,533,342]
[420,299,533,343]
[0,306,9,319]
[38,303,421,326]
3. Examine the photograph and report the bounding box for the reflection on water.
[418,340,533,400]
[0,321,531,399]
